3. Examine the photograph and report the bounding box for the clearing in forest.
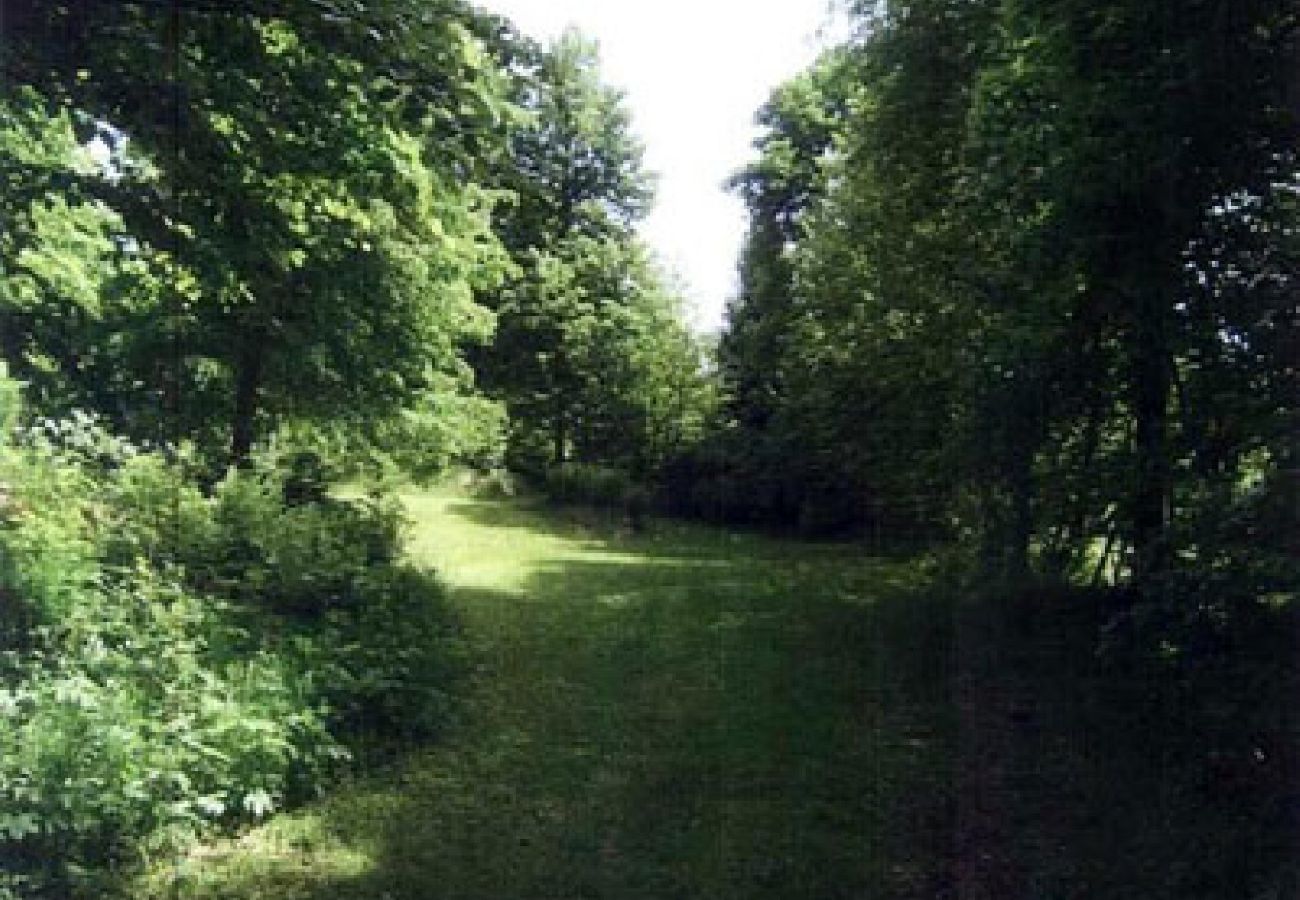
[137,488,955,899]
[131,488,1290,898]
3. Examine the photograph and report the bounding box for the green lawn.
[127,488,1298,899]
[133,489,956,899]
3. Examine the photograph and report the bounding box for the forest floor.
[130,487,1295,899]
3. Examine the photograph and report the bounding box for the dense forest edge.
[0,0,1296,897]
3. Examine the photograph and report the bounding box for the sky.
[474,1,848,332]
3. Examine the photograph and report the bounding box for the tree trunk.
[1130,285,1172,581]
[230,338,264,468]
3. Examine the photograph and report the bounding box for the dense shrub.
[541,462,639,510]
[198,469,404,616]
[293,566,463,741]
[0,403,459,896]
[0,571,343,884]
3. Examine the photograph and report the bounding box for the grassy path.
[138,490,956,899]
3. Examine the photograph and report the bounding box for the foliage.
[0,0,1292,894]
[190,468,404,617]
[0,570,343,887]
[1,1,513,470]
[700,0,1297,581]
[474,29,711,477]
[0,386,459,896]
[294,566,462,743]
[0,6,707,486]
[389,391,508,480]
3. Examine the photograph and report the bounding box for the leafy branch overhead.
[2,0,513,464]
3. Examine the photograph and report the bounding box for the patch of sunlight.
[136,812,377,899]
[552,549,697,566]
[401,491,747,599]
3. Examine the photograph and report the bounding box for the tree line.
[1,0,709,482]
[688,0,1296,593]
[3,0,1294,589]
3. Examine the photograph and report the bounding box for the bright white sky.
[474,1,848,332]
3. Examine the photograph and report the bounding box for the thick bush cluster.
[539,463,653,531]
[0,411,458,897]
[541,462,638,509]
[656,434,942,540]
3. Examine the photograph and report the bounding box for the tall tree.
[722,49,852,435]
[960,0,1297,577]
[475,28,681,472]
[1,0,512,465]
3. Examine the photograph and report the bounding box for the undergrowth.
[0,407,460,898]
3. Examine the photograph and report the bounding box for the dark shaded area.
[949,584,1300,898]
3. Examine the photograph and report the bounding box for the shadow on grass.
[142,499,1300,900]
[142,506,955,900]
[438,496,882,566]
[300,572,956,900]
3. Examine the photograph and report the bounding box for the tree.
[712,5,998,536]
[721,49,852,436]
[707,0,1295,575]
[2,0,512,465]
[474,28,700,474]
[495,28,653,251]
[959,0,1297,578]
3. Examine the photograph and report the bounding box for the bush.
[0,453,98,638]
[542,462,637,510]
[198,468,404,616]
[295,566,464,742]
[0,401,460,895]
[99,453,219,571]
[0,569,343,888]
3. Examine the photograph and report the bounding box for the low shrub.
[99,453,219,572]
[0,569,344,890]
[199,468,404,616]
[0,453,98,639]
[542,462,637,510]
[0,401,459,896]
[294,566,464,742]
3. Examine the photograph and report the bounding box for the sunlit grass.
[130,487,950,899]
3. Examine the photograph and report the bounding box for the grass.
[131,489,956,899]
[128,488,1299,899]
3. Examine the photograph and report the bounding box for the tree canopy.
[704,0,1296,586]
[2,0,513,464]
